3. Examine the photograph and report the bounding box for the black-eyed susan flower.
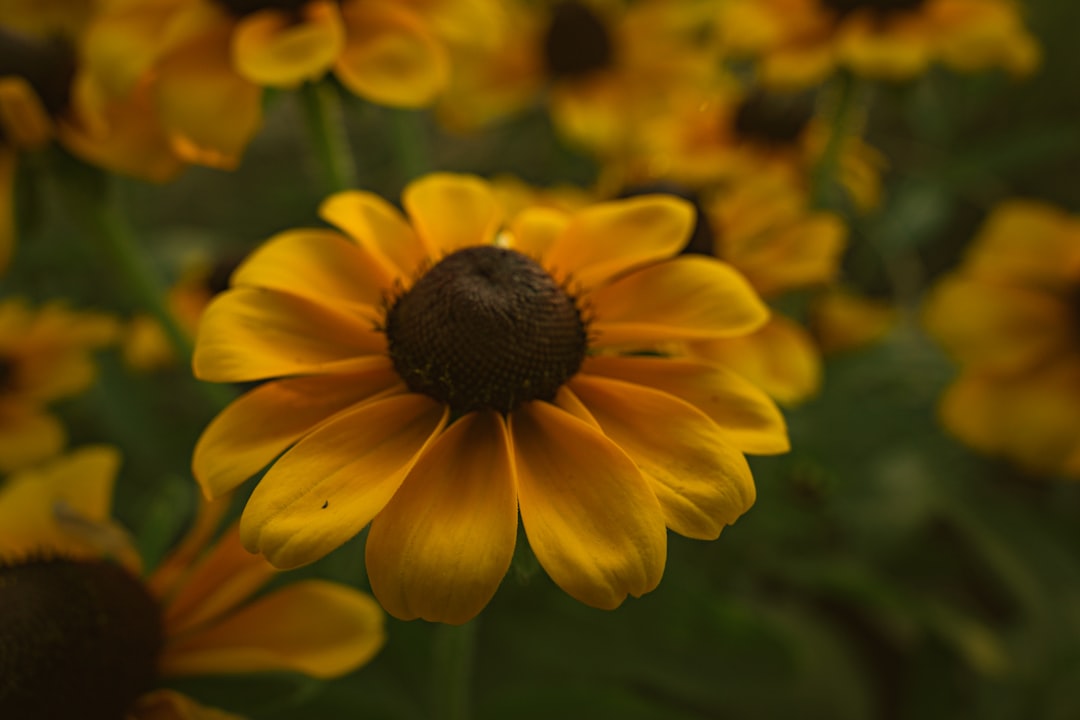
[0,446,385,719]
[924,201,1080,477]
[720,0,1040,87]
[82,0,467,168]
[192,173,789,624]
[0,299,117,472]
[438,0,719,156]
[685,172,848,405]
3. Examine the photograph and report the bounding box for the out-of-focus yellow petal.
[0,403,65,473]
[0,76,53,148]
[366,411,517,624]
[239,394,447,569]
[589,256,768,346]
[232,2,344,87]
[318,190,428,281]
[192,359,401,499]
[128,689,244,720]
[570,374,755,540]
[812,286,895,354]
[837,14,931,79]
[402,173,502,256]
[335,0,448,106]
[506,206,572,260]
[510,401,666,609]
[963,200,1080,284]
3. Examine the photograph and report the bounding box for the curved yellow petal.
[545,196,694,289]
[366,411,517,624]
[162,580,385,679]
[230,228,393,320]
[403,173,502,257]
[506,206,572,260]
[155,22,262,168]
[510,401,666,609]
[193,287,385,382]
[836,15,931,80]
[589,256,768,347]
[581,355,790,454]
[232,3,344,87]
[0,76,53,149]
[193,358,401,499]
[240,394,448,569]
[318,190,428,281]
[570,374,755,540]
[335,0,448,106]
[0,403,65,474]
[128,689,244,720]
[691,314,823,406]
[965,200,1080,284]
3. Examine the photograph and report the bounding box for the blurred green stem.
[432,620,477,720]
[392,108,431,183]
[300,81,357,193]
[811,71,861,210]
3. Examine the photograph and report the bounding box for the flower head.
[0,447,385,719]
[193,173,789,624]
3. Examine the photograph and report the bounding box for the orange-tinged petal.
[0,403,65,473]
[506,206,572,260]
[403,173,502,257]
[691,314,823,406]
[366,411,517,624]
[318,190,428,281]
[240,394,448,568]
[162,580,385,678]
[510,401,666,609]
[581,355,790,454]
[128,689,243,720]
[230,228,393,320]
[193,358,401,499]
[0,76,53,149]
[161,524,276,636]
[232,3,344,86]
[155,23,261,168]
[193,287,385,382]
[570,374,755,540]
[335,0,448,106]
[589,256,768,347]
[544,196,694,289]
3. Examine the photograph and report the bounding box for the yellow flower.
[810,285,896,354]
[0,446,385,719]
[0,299,117,472]
[683,173,847,405]
[82,0,455,168]
[438,0,719,156]
[924,201,1080,477]
[192,173,789,624]
[720,0,1040,87]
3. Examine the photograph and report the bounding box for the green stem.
[300,81,358,193]
[810,71,861,210]
[431,620,477,720]
[391,108,432,184]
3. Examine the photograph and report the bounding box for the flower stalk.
[300,80,358,194]
[431,620,477,720]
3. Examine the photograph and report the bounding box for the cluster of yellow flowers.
[0,0,1057,717]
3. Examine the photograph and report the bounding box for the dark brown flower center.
[617,183,716,257]
[0,28,74,122]
[542,1,615,80]
[214,0,315,18]
[732,90,815,147]
[0,557,164,720]
[820,0,928,18]
[385,246,588,414]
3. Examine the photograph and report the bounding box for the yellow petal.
[193,287,385,382]
[240,394,447,569]
[155,22,262,168]
[162,580,385,679]
[193,358,401,499]
[581,355,790,454]
[149,496,232,601]
[0,76,53,149]
[161,524,277,636]
[570,374,755,540]
[366,411,517,624]
[128,689,244,720]
[0,403,65,473]
[691,314,823,406]
[544,196,694,289]
[230,228,393,321]
[318,190,428,281]
[335,0,448,106]
[506,206,572,260]
[964,200,1080,284]
[232,3,344,86]
[403,173,502,257]
[510,401,666,609]
[837,15,931,79]
[589,256,768,347]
